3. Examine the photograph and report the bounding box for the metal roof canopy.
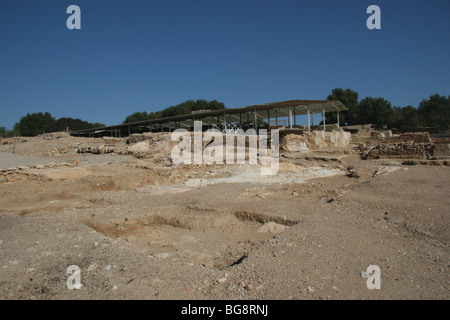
[73,99,348,134]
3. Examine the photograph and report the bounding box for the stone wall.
[280,130,352,151]
[280,133,311,152]
[313,130,352,148]
[363,132,450,160]
[400,132,432,143]
[364,142,434,160]
[432,143,450,159]
[127,132,170,144]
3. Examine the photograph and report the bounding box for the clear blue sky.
[1,0,449,129]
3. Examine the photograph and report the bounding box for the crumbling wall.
[127,132,170,144]
[76,145,116,154]
[363,142,434,160]
[433,143,450,158]
[313,130,352,148]
[280,130,351,151]
[39,132,70,140]
[400,132,432,143]
[280,133,311,151]
[123,133,174,157]
[363,132,450,160]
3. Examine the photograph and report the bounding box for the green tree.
[325,88,359,125]
[123,112,152,123]
[0,127,8,137]
[389,106,420,129]
[207,100,226,111]
[401,106,420,129]
[0,127,14,137]
[49,117,105,132]
[358,97,393,128]
[91,122,106,129]
[389,106,403,129]
[124,99,226,123]
[14,112,56,136]
[418,94,450,130]
[0,127,20,137]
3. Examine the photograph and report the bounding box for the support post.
[275,108,278,127]
[323,108,326,131]
[289,109,293,129]
[293,106,297,127]
[307,109,310,132]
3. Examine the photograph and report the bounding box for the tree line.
[123,99,225,123]
[325,88,449,131]
[0,99,225,137]
[0,112,105,137]
[2,93,448,137]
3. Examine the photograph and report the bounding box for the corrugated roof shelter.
[72,99,348,137]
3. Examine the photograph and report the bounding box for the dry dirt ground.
[0,135,448,300]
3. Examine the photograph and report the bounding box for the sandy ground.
[0,135,448,300]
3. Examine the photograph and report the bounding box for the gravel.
[0,151,134,170]
[0,152,67,169]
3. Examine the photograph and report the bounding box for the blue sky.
[0,0,449,129]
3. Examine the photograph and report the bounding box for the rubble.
[257,222,286,234]
[280,130,351,152]
[313,130,352,148]
[126,141,150,154]
[280,133,311,152]
[39,132,70,140]
[127,132,170,145]
[363,141,434,160]
[401,132,432,143]
[76,145,116,155]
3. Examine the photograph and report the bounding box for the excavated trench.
[85,210,298,270]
